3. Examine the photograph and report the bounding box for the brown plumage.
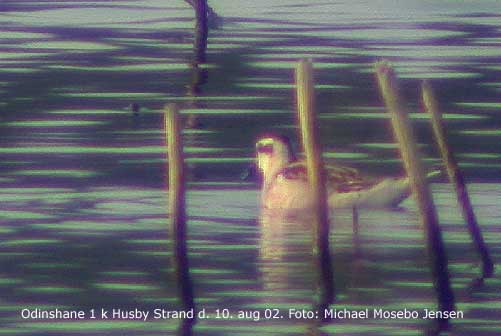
[277,161,376,194]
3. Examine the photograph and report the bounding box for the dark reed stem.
[422,81,494,279]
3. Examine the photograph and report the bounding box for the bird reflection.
[258,210,316,301]
[259,211,335,334]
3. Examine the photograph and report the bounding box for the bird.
[254,134,431,211]
[129,102,140,117]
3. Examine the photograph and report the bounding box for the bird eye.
[256,143,274,154]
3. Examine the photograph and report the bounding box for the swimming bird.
[255,135,427,210]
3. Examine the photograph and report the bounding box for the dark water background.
[1,1,501,335]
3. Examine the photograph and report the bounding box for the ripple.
[20,41,121,51]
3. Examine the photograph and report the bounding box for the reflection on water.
[259,211,315,295]
[1,185,501,335]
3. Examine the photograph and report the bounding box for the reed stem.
[422,81,494,279]
[375,62,455,330]
[165,104,195,320]
[194,0,208,64]
[295,59,335,308]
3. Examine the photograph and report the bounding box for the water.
[2,185,501,335]
[1,1,501,335]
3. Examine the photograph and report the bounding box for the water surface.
[1,1,501,335]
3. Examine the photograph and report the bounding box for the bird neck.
[262,156,290,191]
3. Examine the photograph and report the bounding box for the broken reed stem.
[375,62,455,328]
[422,81,494,279]
[295,59,335,307]
[165,104,195,317]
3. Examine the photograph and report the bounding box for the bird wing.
[276,161,375,193]
[325,164,375,193]
[276,161,308,182]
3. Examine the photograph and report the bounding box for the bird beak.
[240,163,257,181]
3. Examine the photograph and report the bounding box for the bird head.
[255,134,295,183]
